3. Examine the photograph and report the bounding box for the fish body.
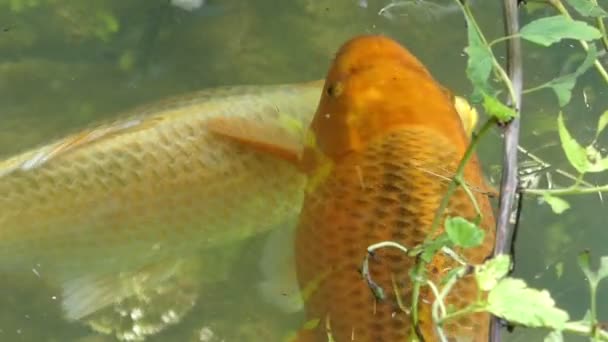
[207,36,495,338]
[0,80,322,320]
[293,35,495,341]
[233,35,496,341]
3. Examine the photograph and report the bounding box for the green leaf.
[578,253,608,283]
[595,110,608,138]
[542,193,571,214]
[482,92,517,121]
[419,234,451,263]
[555,262,564,279]
[464,15,493,95]
[565,0,608,17]
[572,44,597,76]
[583,145,608,172]
[544,330,564,342]
[550,78,576,107]
[557,111,589,173]
[520,16,602,46]
[582,309,592,322]
[475,254,511,291]
[486,278,570,329]
[578,250,595,283]
[597,256,608,281]
[547,45,597,107]
[445,217,485,248]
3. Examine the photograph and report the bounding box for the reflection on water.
[378,0,465,22]
[0,0,606,341]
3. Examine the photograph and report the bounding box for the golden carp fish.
[208,35,495,341]
[0,81,323,322]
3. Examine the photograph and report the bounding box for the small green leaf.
[582,309,592,322]
[419,234,451,263]
[542,193,571,214]
[550,78,576,107]
[557,111,589,173]
[578,254,608,283]
[475,254,511,291]
[555,262,564,279]
[520,16,602,46]
[486,278,570,329]
[595,110,608,138]
[578,250,595,283]
[572,44,597,76]
[565,0,608,17]
[482,93,517,121]
[583,145,608,172]
[544,330,564,342]
[445,217,485,248]
[464,15,493,95]
[547,45,597,107]
[597,256,608,281]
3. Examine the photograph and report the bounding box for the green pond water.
[0,0,607,341]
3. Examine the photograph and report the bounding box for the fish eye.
[326,82,343,98]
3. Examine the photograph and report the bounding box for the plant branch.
[563,321,608,341]
[426,117,496,241]
[593,3,608,52]
[516,145,597,188]
[523,182,608,196]
[491,1,524,342]
[458,1,519,106]
[361,241,410,301]
[488,34,520,48]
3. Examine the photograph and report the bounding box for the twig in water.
[360,241,410,301]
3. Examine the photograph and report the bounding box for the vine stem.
[361,241,410,301]
[488,34,521,48]
[425,117,496,242]
[563,322,608,341]
[408,116,496,335]
[589,0,608,52]
[457,2,519,106]
[524,183,608,196]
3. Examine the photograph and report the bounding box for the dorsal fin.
[0,116,163,177]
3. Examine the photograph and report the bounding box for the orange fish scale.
[296,126,494,341]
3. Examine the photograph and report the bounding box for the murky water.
[0,0,606,341]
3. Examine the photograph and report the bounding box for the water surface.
[0,0,606,341]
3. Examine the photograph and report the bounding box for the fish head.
[308,35,470,162]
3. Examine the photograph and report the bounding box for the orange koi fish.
[208,35,495,341]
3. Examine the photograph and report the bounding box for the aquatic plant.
[362,0,608,340]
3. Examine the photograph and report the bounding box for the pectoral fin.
[283,318,321,342]
[60,258,201,321]
[206,116,305,167]
[257,219,303,314]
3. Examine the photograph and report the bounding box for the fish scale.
[295,126,493,341]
